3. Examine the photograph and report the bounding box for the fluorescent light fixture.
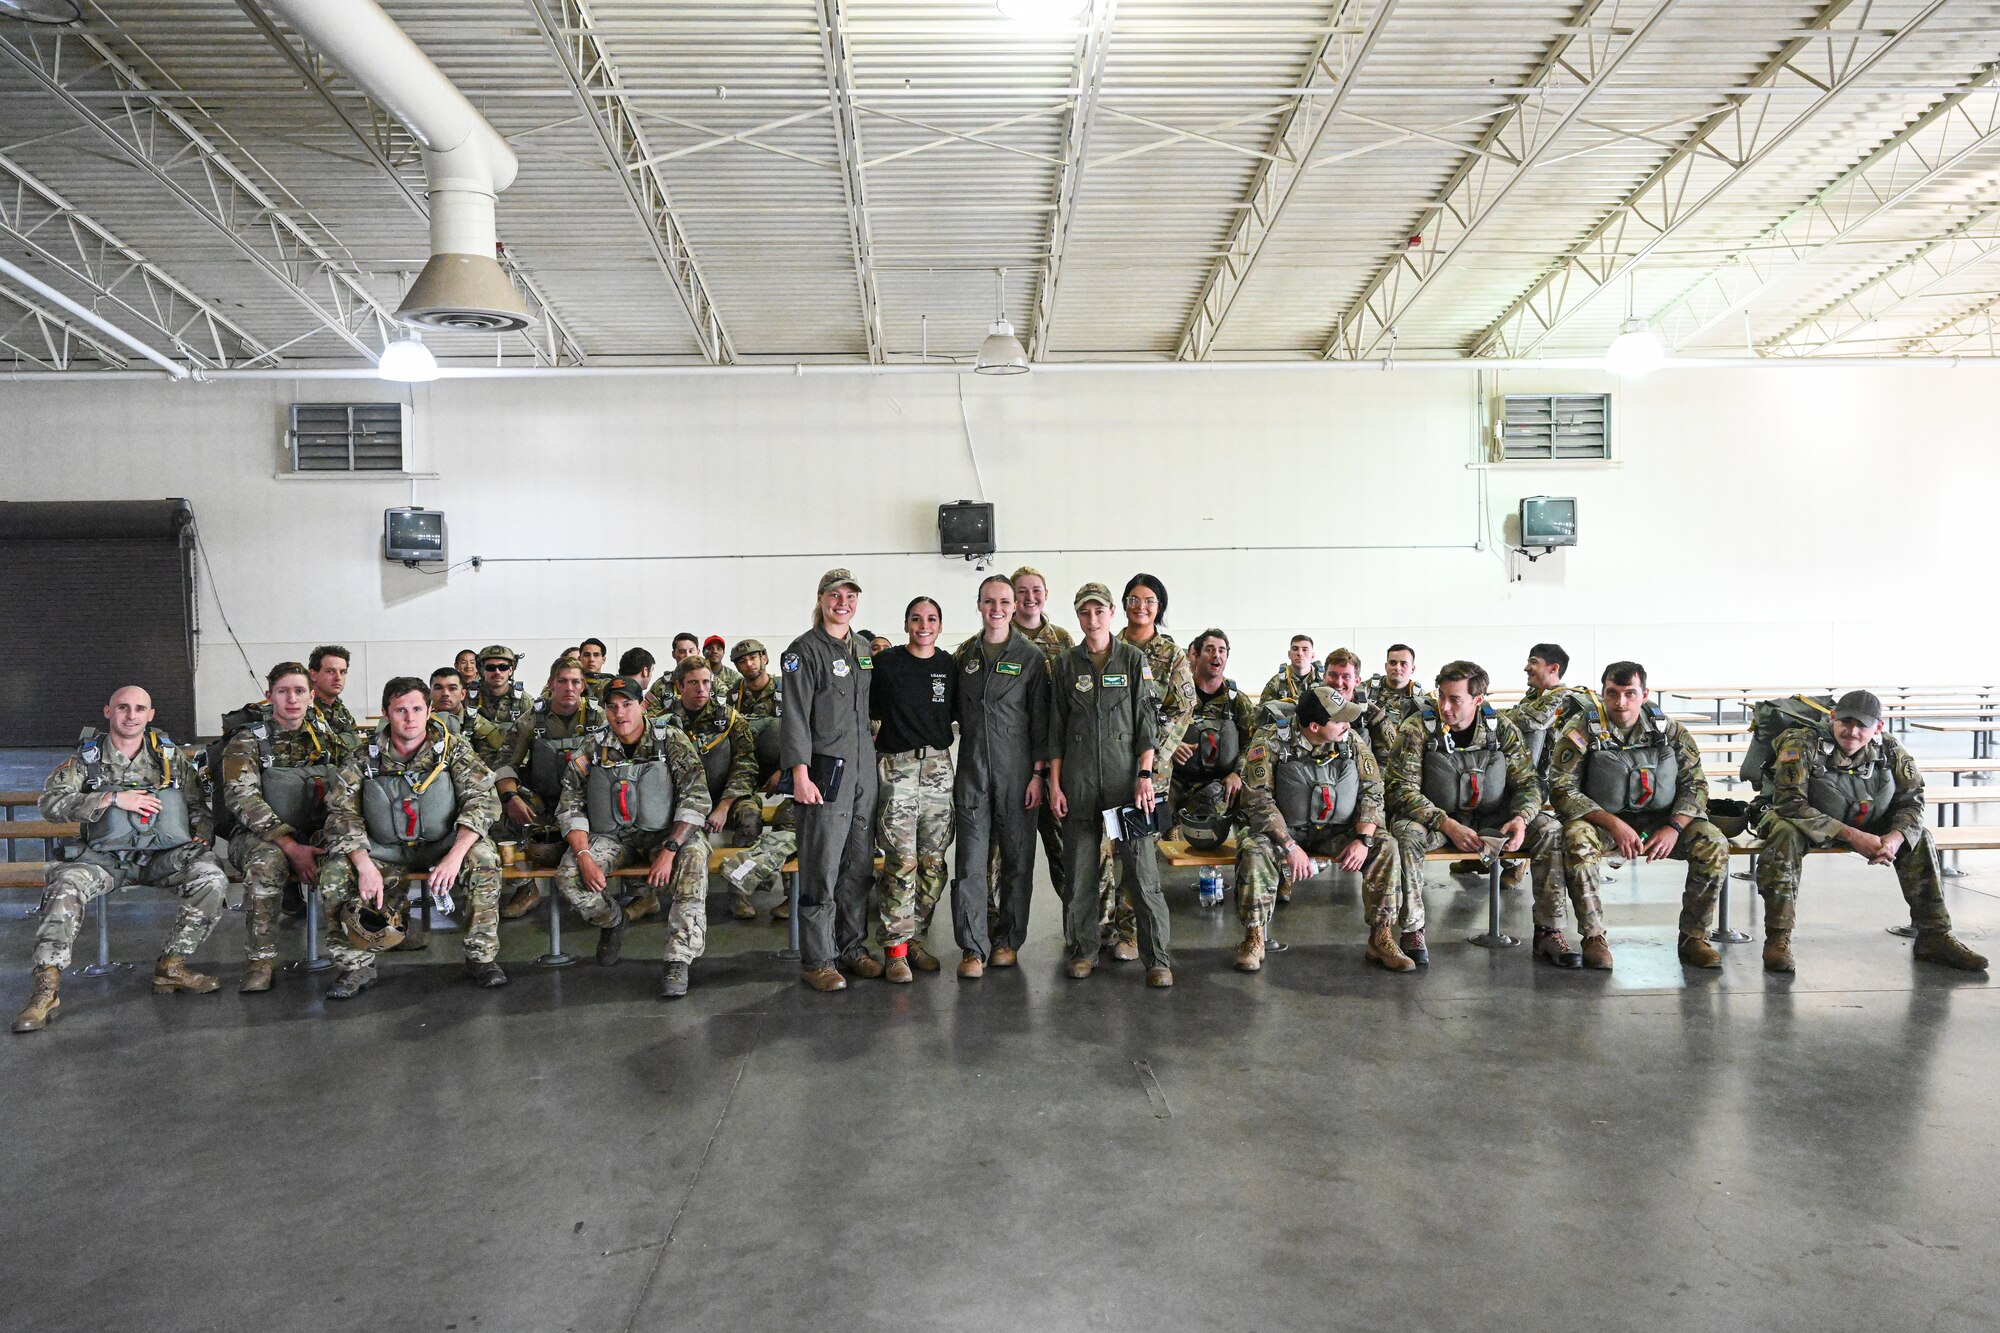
[0,0,82,23]
[1604,317,1664,376]
[996,0,1089,22]
[378,330,439,382]
[975,269,1030,375]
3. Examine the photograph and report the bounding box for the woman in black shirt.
[869,596,957,982]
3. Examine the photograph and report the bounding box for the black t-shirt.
[870,645,956,753]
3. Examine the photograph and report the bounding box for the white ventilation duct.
[263,0,532,334]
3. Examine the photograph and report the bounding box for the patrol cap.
[602,676,647,705]
[818,568,862,595]
[1073,581,1114,611]
[703,634,726,651]
[730,638,766,663]
[1298,685,1365,727]
[477,644,518,667]
[1832,689,1883,726]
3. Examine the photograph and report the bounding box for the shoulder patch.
[1140,665,1155,680]
[1245,745,1266,763]
[782,652,802,673]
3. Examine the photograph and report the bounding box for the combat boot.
[800,965,846,993]
[154,955,220,994]
[1580,935,1614,971]
[1065,955,1094,979]
[908,941,940,973]
[465,960,508,988]
[1449,858,1484,877]
[1109,935,1140,962]
[239,960,275,994]
[500,881,543,920]
[1914,931,1988,972]
[730,899,757,920]
[1678,933,1722,969]
[769,899,791,923]
[327,962,375,1000]
[1399,930,1429,966]
[989,946,1017,968]
[11,966,59,1033]
[1366,924,1415,973]
[1146,967,1174,988]
[1763,929,1796,974]
[956,951,985,979]
[1234,927,1266,973]
[884,952,914,984]
[847,951,886,980]
[595,902,626,967]
[392,921,429,951]
[1501,861,1527,889]
[659,961,690,999]
[1533,927,1582,970]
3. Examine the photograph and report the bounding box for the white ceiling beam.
[234,0,590,368]
[1469,0,1953,359]
[526,0,736,364]
[0,279,132,371]
[0,24,398,365]
[1760,204,2000,355]
[1176,0,1398,363]
[1902,290,2000,355]
[815,0,884,365]
[1651,66,2000,352]
[1324,0,1677,362]
[0,149,270,370]
[1032,0,1116,362]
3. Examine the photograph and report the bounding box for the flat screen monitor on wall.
[1519,496,1578,548]
[384,507,446,562]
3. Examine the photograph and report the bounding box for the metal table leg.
[1468,859,1518,948]
[1710,858,1751,943]
[537,879,576,967]
[290,885,334,972]
[74,891,131,977]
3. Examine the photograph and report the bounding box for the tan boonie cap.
[730,638,766,663]
[1073,581,1114,611]
[818,568,862,595]
[477,644,518,666]
[1299,684,1365,727]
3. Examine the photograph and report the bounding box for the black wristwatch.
[1138,768,1153,779]
[663,837,685,854]
[1358,834,1379,849]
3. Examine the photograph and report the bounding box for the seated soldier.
[221,662,349,994]
[716,638,800,920]
[702,635,745,703]
[455,648,479,683]
[648,633,704,713]
[618,646,656,696]
[577,638,613,700]
[1259,634,1324,714]
[317,677,506,999]
[1754,690,1986,974]
[1173,629,1257,851]
[657,656,758,921]
[1387,659,1562,967]
[1469,642,1596,883]
[1323,646,1430,768]
[670,632,701,669]
[308,644,362,753]
[1548,661,1728,972]
[495,656,607,917]
[468,644,530,769]
[1234,686,1408,974]
[13,687,230,1033]
[552,676,713,998]
[430,667,500,757]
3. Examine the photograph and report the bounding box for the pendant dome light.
[975,268,1029,375]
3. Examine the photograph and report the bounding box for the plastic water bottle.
[1198,868,1225,907]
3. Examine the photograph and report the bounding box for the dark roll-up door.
[0,500,198,746]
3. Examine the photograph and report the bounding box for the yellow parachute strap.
[149,728,172,785]
[696,710,738,754]
[406,730,451,794]
[1798,695,1831,716]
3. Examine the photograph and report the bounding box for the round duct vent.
[396,253,534,335]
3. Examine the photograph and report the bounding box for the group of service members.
[9,569,1988,1033]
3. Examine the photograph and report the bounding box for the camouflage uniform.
[319,721,503,973]
[469,682,530,769]
[31,730,228,969]
[1258,662,1323,710]
[494,697,607,843]
[434,705,504,763]
[1235,720,1399,929]
[553,720,713,962]
[1175,678,1258,799]
[1099,628,1195,939]
[1754,726,1951,935]
[1386,707,1559,934]
[1356,677,1432,766]
[665,697,763,907]
[873,749,954,947]
[709,659,745,705]
[714,671,799,899]
[311,694,363,755]
[735,673,780,720]
[580,671,613,703]
[1550,707,1727,939]
[221,710,349,964]
[1509,684,1596,777]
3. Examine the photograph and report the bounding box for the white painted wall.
[2,361,1993,729]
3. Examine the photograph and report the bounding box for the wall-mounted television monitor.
[1519,496,1577,547]
[384,507,446,562]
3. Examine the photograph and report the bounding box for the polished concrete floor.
[3,746,1997,1333]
